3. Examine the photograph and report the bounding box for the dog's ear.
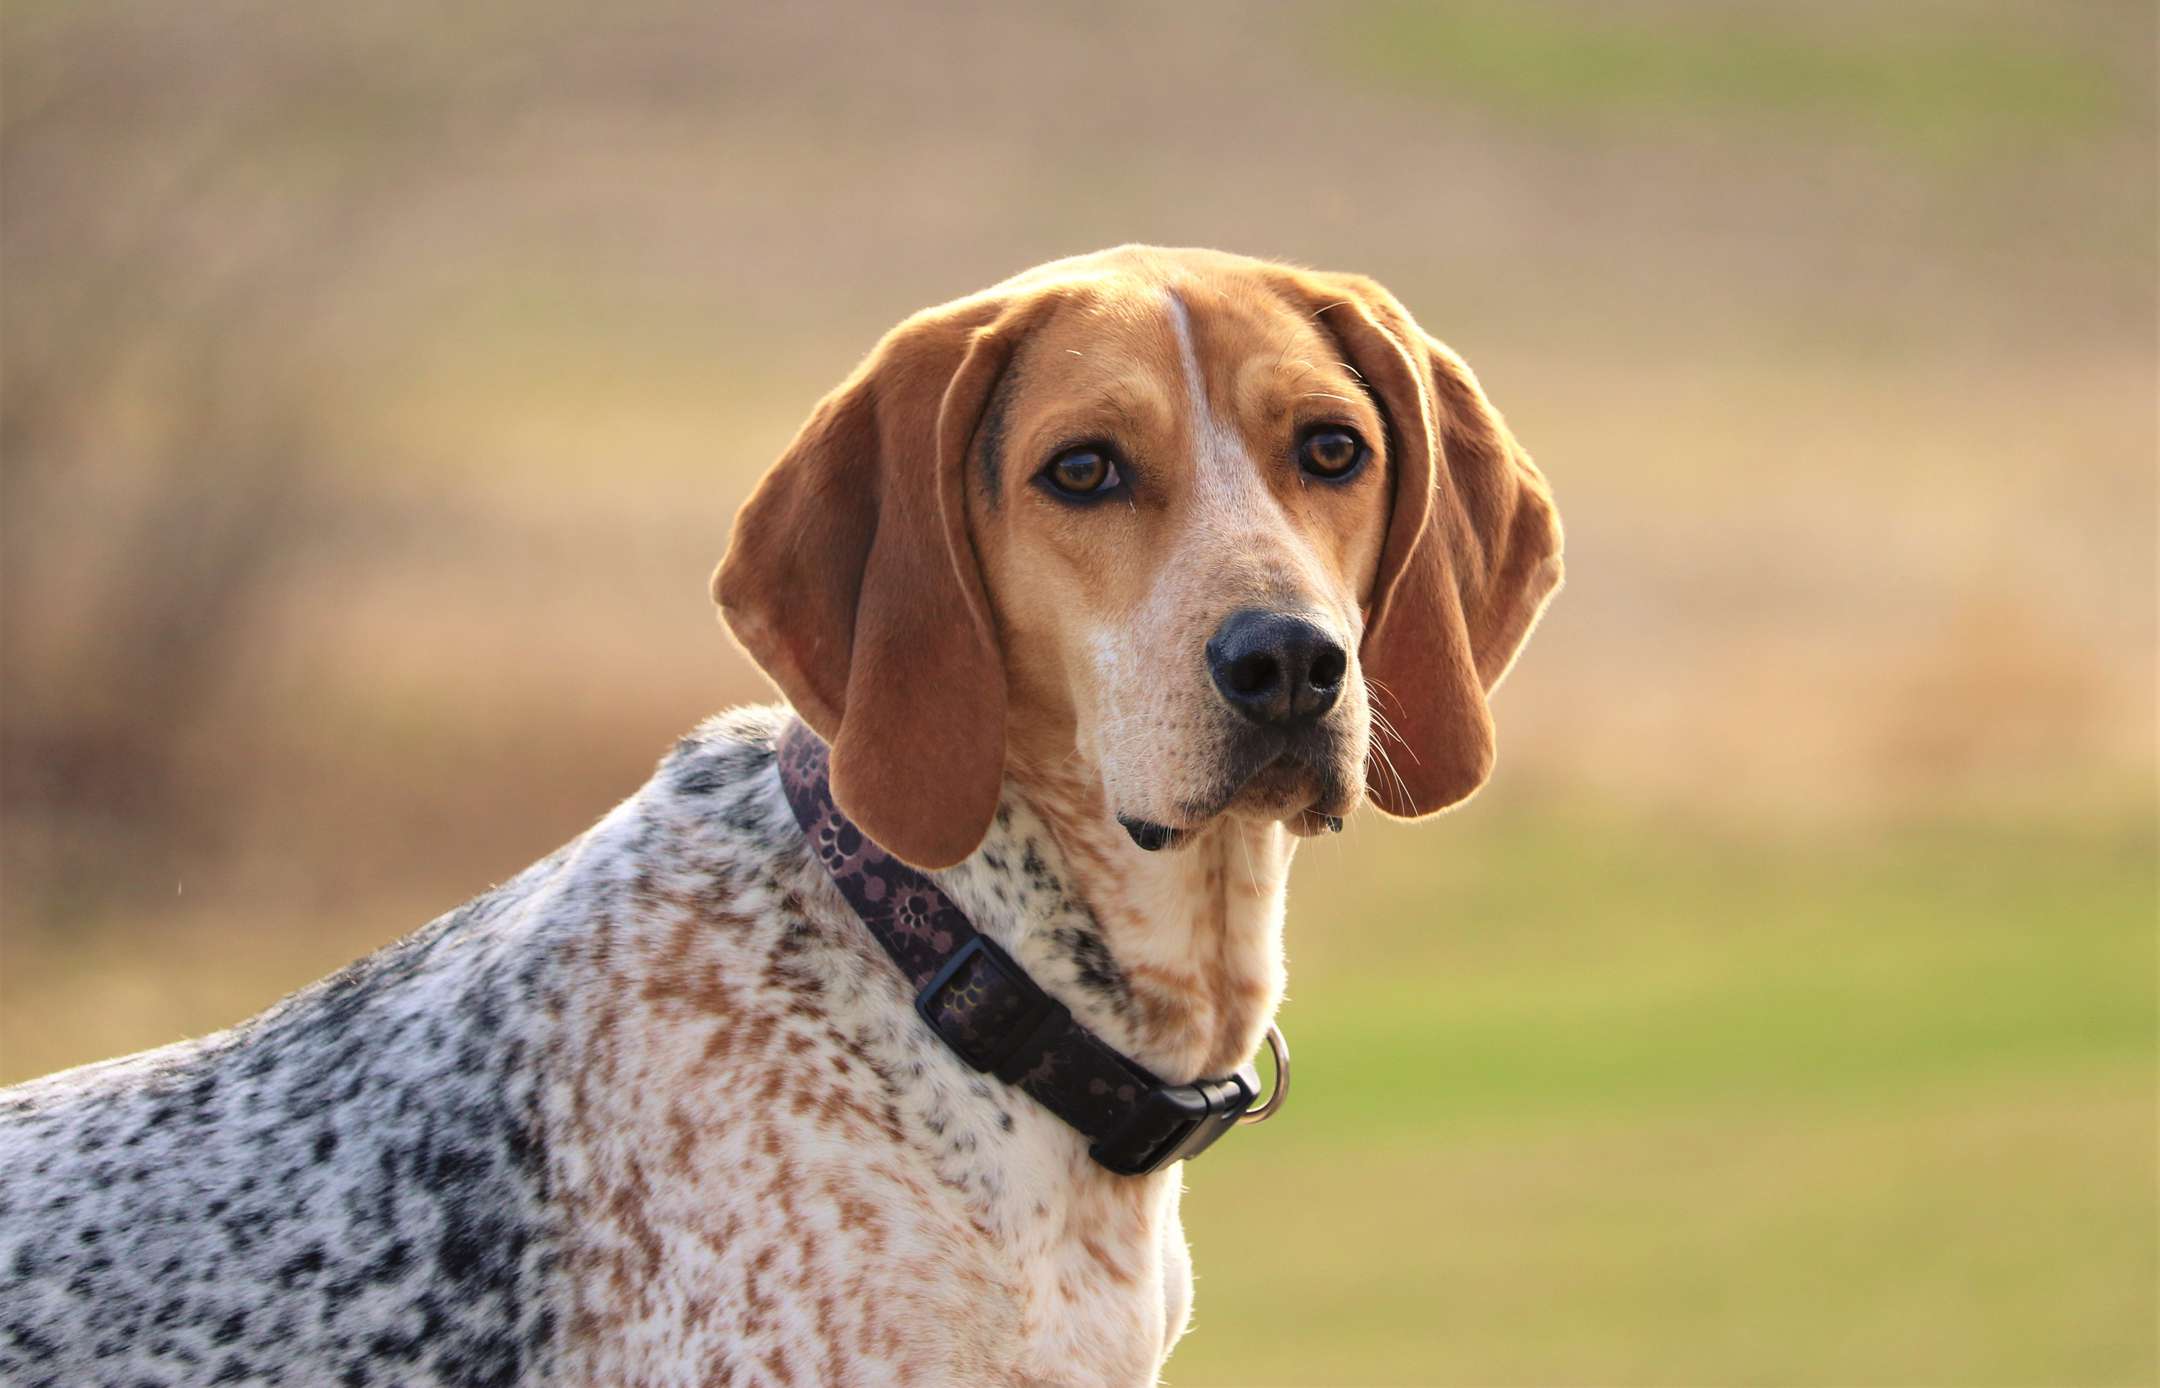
[715,292,1044,869]
[1284,272,1564,817]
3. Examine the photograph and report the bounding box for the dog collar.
[775,718,1286,1176]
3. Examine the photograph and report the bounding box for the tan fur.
[719,245,1560,868]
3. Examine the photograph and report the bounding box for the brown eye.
[1042,447,1121,498]
[1299,428,1367,480]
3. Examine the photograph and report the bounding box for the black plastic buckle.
[1088,1070,1256,1177]
[914,935,1071,1085]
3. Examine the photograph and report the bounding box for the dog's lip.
[1117,815,1191,851]
[1118,734,1351,850]
[1118,799,1344,851]
[1289,808,1347,837]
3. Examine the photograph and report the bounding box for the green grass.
[1331,4,2130,161]
[1170,810,2157,1386]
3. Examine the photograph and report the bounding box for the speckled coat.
[0,708,1234,1387]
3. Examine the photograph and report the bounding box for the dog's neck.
[937,751,1295,1084]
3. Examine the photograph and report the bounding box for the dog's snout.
[1206,609,1347,727]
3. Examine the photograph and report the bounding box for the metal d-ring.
[1237,1023,1289,1125]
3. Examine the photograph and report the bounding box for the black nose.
[1206,609,1347,727]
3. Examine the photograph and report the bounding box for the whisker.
[1366,735,1412,812]
[1272,329,1305,374]
[1361,677,1423,769]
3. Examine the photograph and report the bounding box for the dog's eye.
[1298,428,1367,480]
[1042,447,1120,498]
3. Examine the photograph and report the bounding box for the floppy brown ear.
[1295,277,1564,817]
[713,293,1042,868]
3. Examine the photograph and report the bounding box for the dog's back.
[0,709,1019,1387]
[0,851,573,1385]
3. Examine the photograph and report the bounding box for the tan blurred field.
[3,2,2154,1383]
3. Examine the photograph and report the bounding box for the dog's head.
[716,246,1562,869]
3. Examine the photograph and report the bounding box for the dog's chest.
[544,717,1191,1385]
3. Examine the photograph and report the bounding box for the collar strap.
[775,718,1256,1176]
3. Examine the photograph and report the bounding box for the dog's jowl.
[0,247,1561,1388]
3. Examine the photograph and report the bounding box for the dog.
[0,245,1562,1387]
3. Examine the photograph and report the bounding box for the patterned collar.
[775,717,1270,1176]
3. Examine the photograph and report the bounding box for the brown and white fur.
[0,246,1561,1387]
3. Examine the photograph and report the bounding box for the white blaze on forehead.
[1164,291,1221,451]
[1166,290,1265,512]
[1163,288,1303,565]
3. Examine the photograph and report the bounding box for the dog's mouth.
[1117,730,1355,851]
[1119,807,1344,852]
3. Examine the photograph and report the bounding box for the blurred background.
[3,2,2153,1382]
